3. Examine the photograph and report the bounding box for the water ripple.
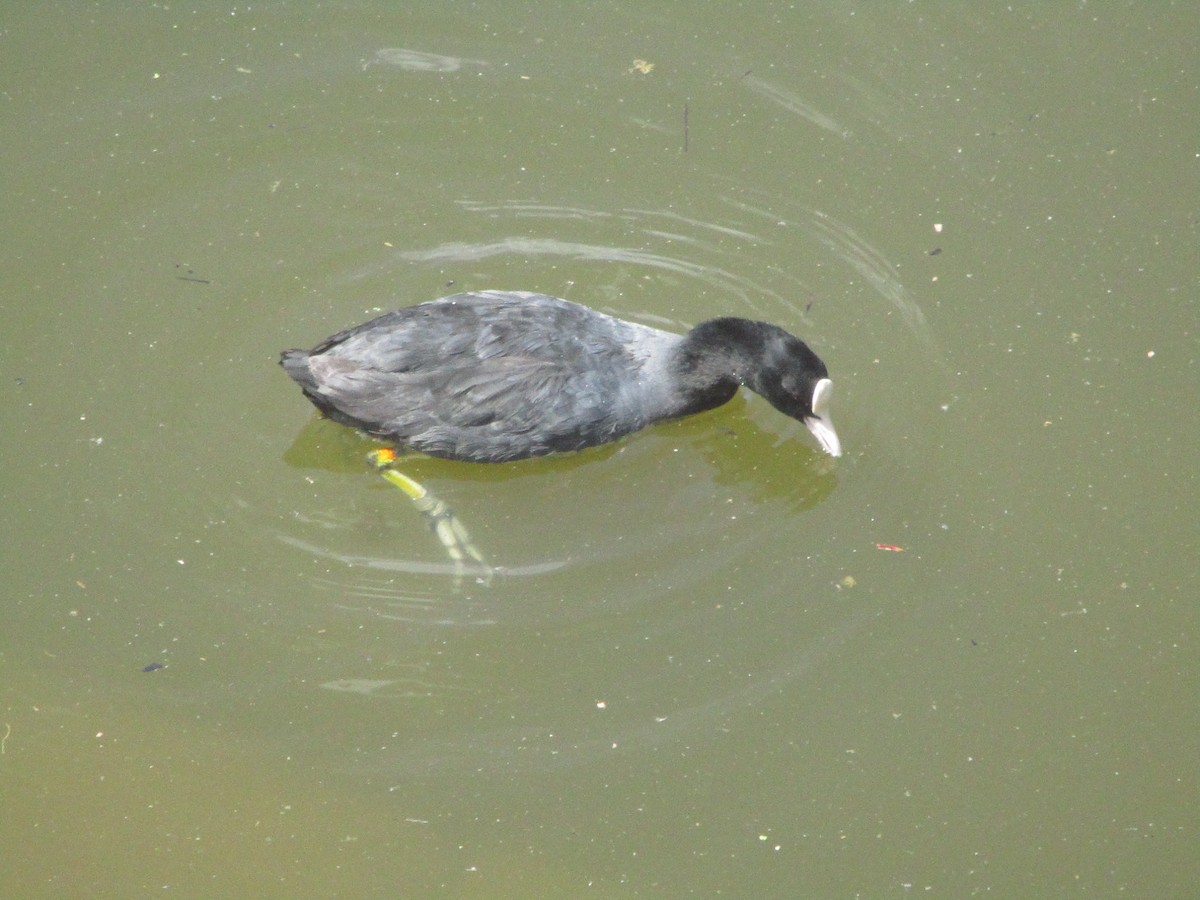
[364,48,487,73]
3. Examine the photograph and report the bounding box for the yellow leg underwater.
[368,448,491,583]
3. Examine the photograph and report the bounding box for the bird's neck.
[672,318,767,412]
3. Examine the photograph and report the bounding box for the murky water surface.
[2,4,1196,895]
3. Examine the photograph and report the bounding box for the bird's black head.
[745,327,842,458]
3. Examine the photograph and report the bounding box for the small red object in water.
[875,543,905,552]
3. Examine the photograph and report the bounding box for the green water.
[2,3,1196,896]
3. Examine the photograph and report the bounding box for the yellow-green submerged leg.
[368,449,491,584]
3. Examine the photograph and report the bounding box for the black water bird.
[280,290,841,462]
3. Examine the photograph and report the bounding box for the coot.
[280,290,841,462]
